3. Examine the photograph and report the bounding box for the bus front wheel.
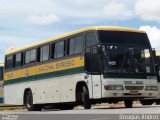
[82,86,91,109]
[124,100,133,108]
[25,91,43,111]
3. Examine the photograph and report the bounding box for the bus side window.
[25,51,30,64]
[15,53,22,67]
[54,40,64,59]
[5,55,13,69]
[68,34,84,56]
[40,45,50,62]
[75,35,84,54]
[30,49,37,63]
[25,49,37,64]
[85,32,97,47]
[69,37,75,55]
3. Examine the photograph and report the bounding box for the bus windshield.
[98,30,154,74]
[101,45,154,74]
[98,31,150,45]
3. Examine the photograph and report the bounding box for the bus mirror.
[152,48,157,64]
[152,48,156,57]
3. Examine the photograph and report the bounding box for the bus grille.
[125,86,144,90]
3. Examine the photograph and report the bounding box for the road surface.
[1,105,159,120]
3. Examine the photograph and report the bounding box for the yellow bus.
[4,26,158,111]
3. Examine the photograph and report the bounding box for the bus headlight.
[145,86,158,91]
[104,85,124,90]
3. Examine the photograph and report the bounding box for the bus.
[4,26,158,111]
[0,62,4,103]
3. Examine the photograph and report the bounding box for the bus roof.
[5,26,145,55]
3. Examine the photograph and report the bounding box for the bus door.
[85,46,102,99]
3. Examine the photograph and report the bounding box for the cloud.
[0,34,39,60]
[135,0,160,22]
[103,2,135,20]
[139,26,160,51]
[0,0,135,20]
[27,14,60,25]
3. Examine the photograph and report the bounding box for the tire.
[82,86,91,109]
[25,91,43,111]
[140,100,154,105]
[124,100,133,108]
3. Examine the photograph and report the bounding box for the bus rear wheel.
[82,86,91,109]
[124,100,133,108]
[25,91,43,111]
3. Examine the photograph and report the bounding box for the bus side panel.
[4,78,61,105]
[4,84,24,105]
[60,73,90,102]
[60,75,76,103]
[4,73,92,105]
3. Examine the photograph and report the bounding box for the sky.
[0,0,160,60]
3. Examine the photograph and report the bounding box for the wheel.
[25,91,43,111]
[82,86,91,109]
[124,100,133,108]
[140,100,154,105]
[60,104,75,110]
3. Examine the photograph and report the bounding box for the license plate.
[130,91,139,95]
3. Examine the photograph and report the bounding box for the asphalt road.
[1,105,160,120]
[41,105,160,114]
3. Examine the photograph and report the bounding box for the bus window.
[54,41,64,59]
[25,51,30,64]
[25,49,37,64]
[6,55,13,69]
[30,49,37,63]
[86,32,97,47]
[69,35,84,55]
[75,35,84,54]
[40,45,50,62]
[15,53,22,67]
[69,37,75,55]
